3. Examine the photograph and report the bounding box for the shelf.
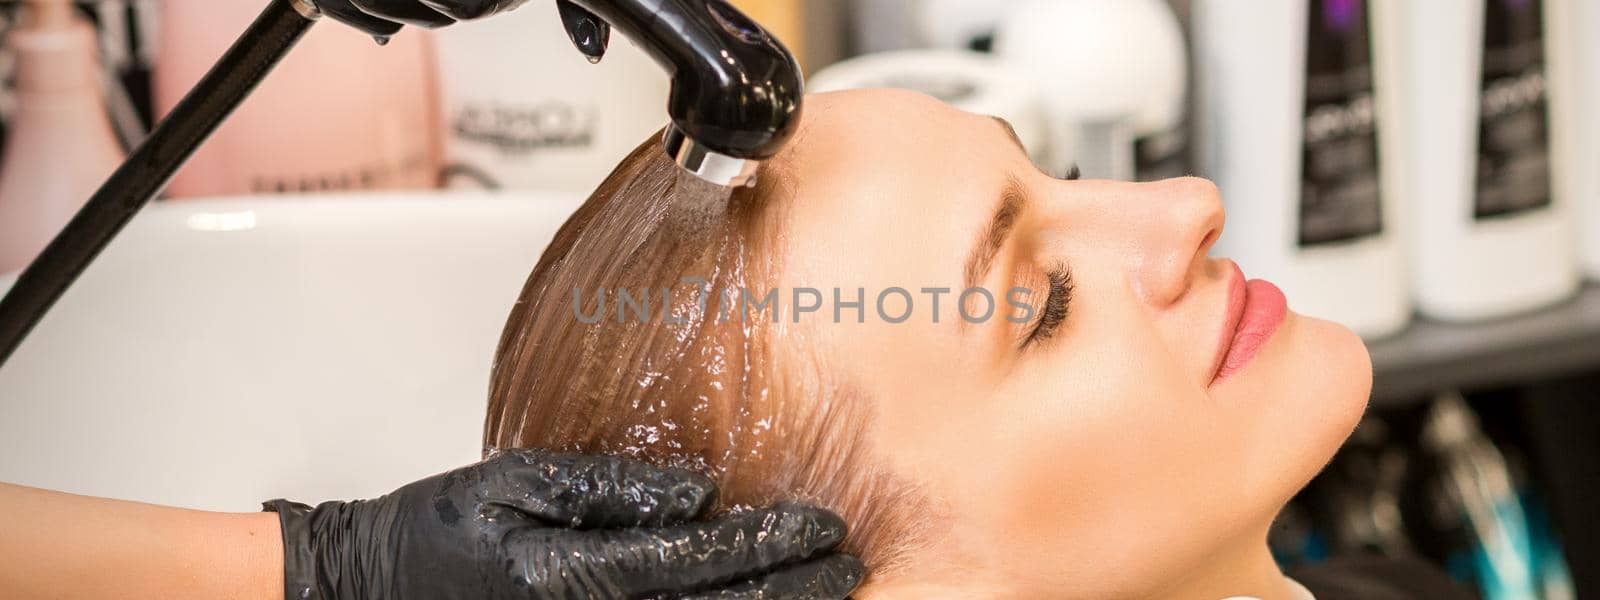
[1368,283,1600,405]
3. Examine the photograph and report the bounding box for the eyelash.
[1025,264,1074,347]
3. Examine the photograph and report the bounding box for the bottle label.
[451,102,598,156]
[1299,0,1383,247]
[248,150,434,193]
[1474,0,1551,220]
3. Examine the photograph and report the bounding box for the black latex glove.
[264,449,864,600]
[314,0,528,37]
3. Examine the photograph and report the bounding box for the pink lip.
[1209,262,1288,386]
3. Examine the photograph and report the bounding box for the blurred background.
[0,1,1596,598]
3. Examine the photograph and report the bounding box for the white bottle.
[848,0,922,54]
[431,3,668,194]
[1547,0,1600,279]
[1372,0,1577,321]
[807,49,1050,167]
[993,0,1188,182]
[155,2,441,197]
[0,0,126,274]
[915,0,1017,51]
[1193,0,1409,338]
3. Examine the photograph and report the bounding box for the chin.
[1285,312,1372,479]
[1310,313,1374,426]
[1227,311,1372,502]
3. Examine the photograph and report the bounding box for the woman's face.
[763,90,1371,596]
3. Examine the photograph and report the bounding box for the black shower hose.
[0,0,319,368]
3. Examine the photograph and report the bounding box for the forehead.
[763,87,1018,296]
[774,89,1014,227]
[778,89,999,173]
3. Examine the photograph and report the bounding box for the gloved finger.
[483,449,716,528]
[315,0,405,36]
[507,502,848,597]
[671,554,867,600]
[418,0,528,21]
[349,0,457,28]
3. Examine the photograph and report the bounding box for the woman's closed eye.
[1024,264,1074,348]
[1019,165,1077,348]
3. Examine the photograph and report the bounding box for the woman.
[485,88,1441,599]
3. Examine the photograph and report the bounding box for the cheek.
[933,309,1255,588]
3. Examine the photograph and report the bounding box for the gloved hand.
[264,449,864,600]
[313,0,528,37]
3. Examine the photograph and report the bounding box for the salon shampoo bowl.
[0,192,580,511]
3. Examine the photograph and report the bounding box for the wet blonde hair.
[485,134,928,572]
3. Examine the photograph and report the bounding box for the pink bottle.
[0,0,127,274]
[154,1,442,198]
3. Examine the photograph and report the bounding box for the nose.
[1111,177,1224,306]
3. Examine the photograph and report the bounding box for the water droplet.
[372,35,391,46]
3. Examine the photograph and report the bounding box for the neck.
[1158,532,1301,600]
[858,530,1303,600]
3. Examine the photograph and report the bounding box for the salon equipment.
[0,194,576,508]
[1193,0,1410,339]
[0,0,318,369]
[1553,0,1600,280]
[848,0,920,54]
[994,0,1188,181]
[1406,394,1575,599]
[0,0,125,273]
[1374,0,1577,322]
[0,0,805,368]
[155,1,440,197]
[557,0,804,187]
[917,0,1017,51]
[434,5,668,192]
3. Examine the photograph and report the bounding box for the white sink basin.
[0,192,581,511]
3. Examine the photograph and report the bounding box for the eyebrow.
[963,175,1027,294]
